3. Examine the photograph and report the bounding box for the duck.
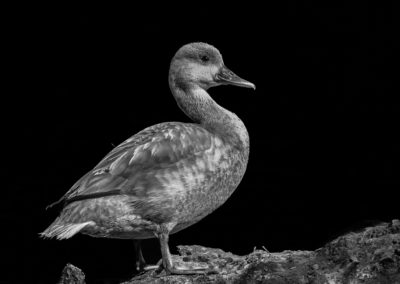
[41,42,255,275]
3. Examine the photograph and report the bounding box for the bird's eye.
[200,55,210,62]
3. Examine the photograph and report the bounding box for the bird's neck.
[169,75,249,149]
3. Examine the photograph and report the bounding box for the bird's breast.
[156,134,248,232]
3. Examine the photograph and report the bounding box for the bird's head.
[170,42,255,91]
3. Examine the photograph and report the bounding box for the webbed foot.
[157,229,218,275]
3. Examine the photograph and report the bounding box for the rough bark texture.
[61,220,400,284]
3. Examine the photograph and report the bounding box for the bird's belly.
[83,227,155,239]
[170,151,248,233]
[75,197,158,239]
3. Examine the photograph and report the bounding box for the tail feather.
[40,220,94,240]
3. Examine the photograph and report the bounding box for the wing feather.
[50,122,214,208]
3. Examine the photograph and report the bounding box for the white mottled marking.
[214,148,222,162]
[129,145,147,165]
[143,142,152,150]
[196,159,206,170]
[219,161,230,169]
[110,151,128,172]
[93,167,107,175]
[165,129,175,139]
[214,137,223,147]
[150,144,158,156]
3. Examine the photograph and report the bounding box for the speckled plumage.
[42,42,255,274]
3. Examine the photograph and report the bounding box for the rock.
[58,263,86,284]
[61,220,400,284]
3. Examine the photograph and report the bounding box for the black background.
[3,3,398,283]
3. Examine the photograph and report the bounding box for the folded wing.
[50,122,214,208]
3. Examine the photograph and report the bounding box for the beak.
[215,65,256,90]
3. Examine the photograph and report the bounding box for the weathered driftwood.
[59,220,400,284]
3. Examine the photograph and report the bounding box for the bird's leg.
[134,240,160,272]
[134,240,146,272]
[158,230,217,275]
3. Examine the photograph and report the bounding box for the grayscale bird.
[41,42,255,274]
